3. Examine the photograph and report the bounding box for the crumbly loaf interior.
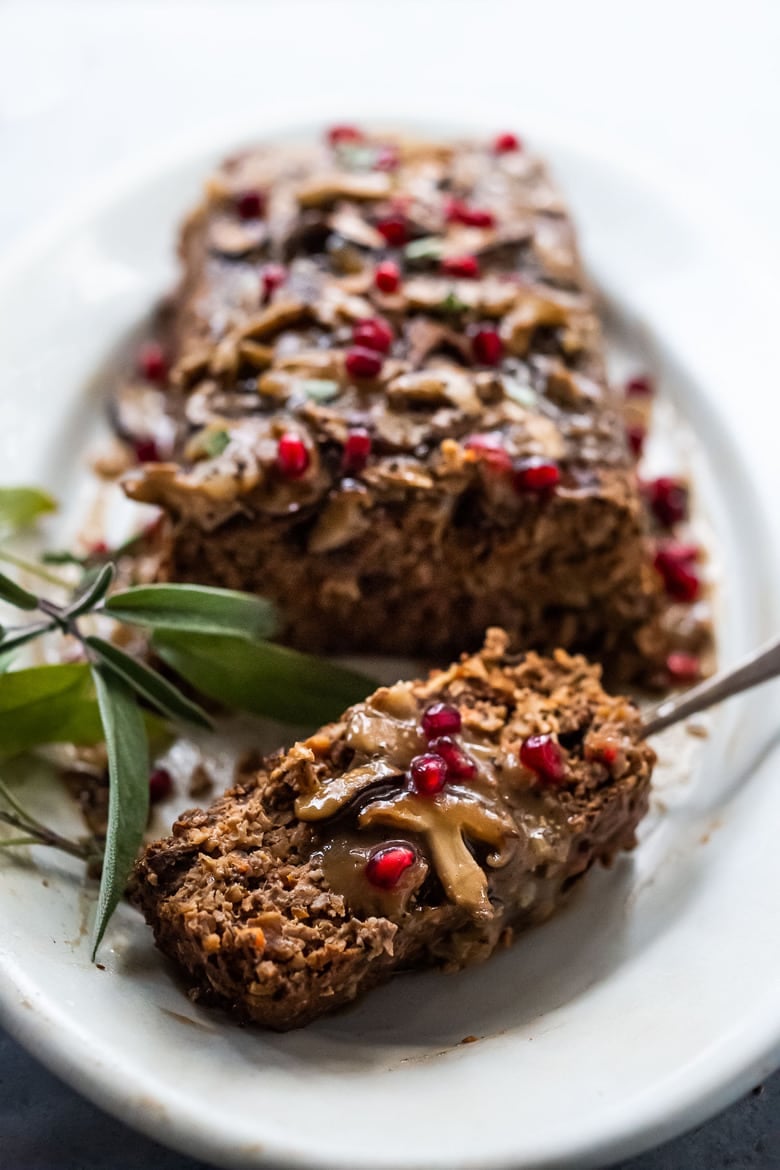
[123,131,668,679]
[132,629,655,1029]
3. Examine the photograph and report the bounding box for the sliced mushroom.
[296,171,392,208]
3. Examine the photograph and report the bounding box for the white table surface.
[0,2,778,1168]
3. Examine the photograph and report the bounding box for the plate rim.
[0,111,779,1170]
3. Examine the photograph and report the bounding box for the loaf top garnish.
[288,628,649,920]
[125,126,631,533]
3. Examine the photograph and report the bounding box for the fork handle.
[641,634,780,737]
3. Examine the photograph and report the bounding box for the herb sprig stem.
[0,547,71,589]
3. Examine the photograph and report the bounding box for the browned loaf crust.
[131,630,655,1030]
[123,130,667,680]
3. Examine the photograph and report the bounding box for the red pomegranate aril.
[645,476,689,529]
[376,214,408,247]
[235,189,265,220]
[353,316,393,354]
[666,651,701,683]
[374,260,401,293]
[472,328,503,367]
[365,843,416,889]
[276,433,310,479]
[464,433,513,474]
[422,702,462,739]
[345,346,383,379]
[261,263,287,301]
[520,734,566,784]
[409,752,449,796]
[441,255,480,279]
[138,340,167,385]
[625,374,654,398]
[133,437,160,463]
[626,424,646,458]
[513,458,560,493]
[342,428,372,473]
[494,132,522,154]
[446,199,495,228]
[327,124,363,146]
[654,545,701,602]
[149,767,173,804]
[428,736,477,781]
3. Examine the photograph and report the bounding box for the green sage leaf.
[0,663,103,756]
[90,665,149,959]
[0,570,38,611]
[300,379,340,402]
[202,429,230,458]
[440,290,469,315]
[405,236,443,262]
[104,584,278,640]
[0,487,56,535]
[64,563,115,620]
[85,635,211,729]
[0,620,55,655]
[153,630,373,726]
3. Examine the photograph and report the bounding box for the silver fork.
[642,634,780,737]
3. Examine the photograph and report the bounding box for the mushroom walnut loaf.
[131,629,655,1030]
[123,129,667,680]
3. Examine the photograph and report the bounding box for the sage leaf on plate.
[90,664,149,959]
[0,570,39,611]
[104,584,278,640]
[64,563,115,620]
[0,487,56,535]
[0,663,104,757]
[85,635,212,729]
[153,630,374,725]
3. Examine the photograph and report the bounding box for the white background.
[0,0,779,269]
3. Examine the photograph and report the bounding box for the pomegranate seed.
[654,545,701,602]
[666,651,701,683]
[464,433,513,473]
[441,255,480,279]
[342,428,372,473]
[327,124,363,146]
[472,328,503,367]
[374,145,399,171]
[625,374,654,397]
[494,132,522,154]
[275,433,310,479]
[353,316,393,354]
[261,263,287,301]
[345,346,383,379]
[658,540,699,563]
[149,767,173,803]
[519,734,566,784]
[644,476,689,529]
[366,843,416,889]
[626,424,646,458]
[138,340,167,385]
[133,437,160,463]
[376,214,408,247]
[409,753,449,796]
[235,190,265,220]
[513,458,560,493]
[374,260,401,293]
[427,736,477,781]
[422,702,462,738]
[446,199,495,228]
